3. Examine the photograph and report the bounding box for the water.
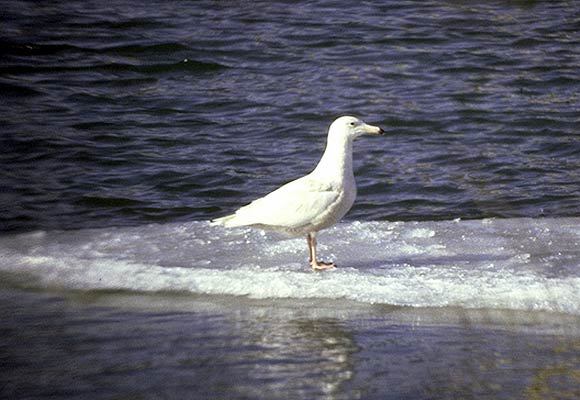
[2,218,580,313]
[1,0,579,232]
[1,1,579,399]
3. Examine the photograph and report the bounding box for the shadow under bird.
[211,116,385,270]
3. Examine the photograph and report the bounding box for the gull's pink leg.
[307,232,336,271]
[307,234,314,264]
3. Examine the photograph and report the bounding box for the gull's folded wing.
[213,175,340,229]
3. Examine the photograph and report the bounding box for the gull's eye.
[349,122,356,127]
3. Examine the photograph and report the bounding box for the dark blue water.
[1,0,579,233]
[1,2,580,399]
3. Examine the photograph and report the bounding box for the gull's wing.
[213,174,340,229]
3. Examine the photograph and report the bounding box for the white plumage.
[211,116,384,270]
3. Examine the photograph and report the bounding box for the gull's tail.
[210,214,235,227]
[211,197,268,228]
[210,213,250,228]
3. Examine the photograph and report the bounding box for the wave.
[1,218,579,314]
[0,59,227,76]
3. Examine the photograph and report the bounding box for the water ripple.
[1,0,579,232]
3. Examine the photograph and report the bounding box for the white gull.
[211,116,384,270]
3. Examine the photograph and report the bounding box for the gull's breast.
[311,181,357,232]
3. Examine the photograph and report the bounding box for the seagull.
[211,116,384,270]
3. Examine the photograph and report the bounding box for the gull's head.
[329,116,385,140]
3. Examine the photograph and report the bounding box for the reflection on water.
[227,316,359,399]
[1,290,579,400]
[292,319,358,397]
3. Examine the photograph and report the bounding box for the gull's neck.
[311,131,354,184]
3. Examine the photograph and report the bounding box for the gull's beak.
[364,123,385,136]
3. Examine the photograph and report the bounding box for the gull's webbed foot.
[310,260,336,271]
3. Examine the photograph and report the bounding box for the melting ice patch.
[0,218,579,314]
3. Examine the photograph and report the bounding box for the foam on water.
[1,218,579,314]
